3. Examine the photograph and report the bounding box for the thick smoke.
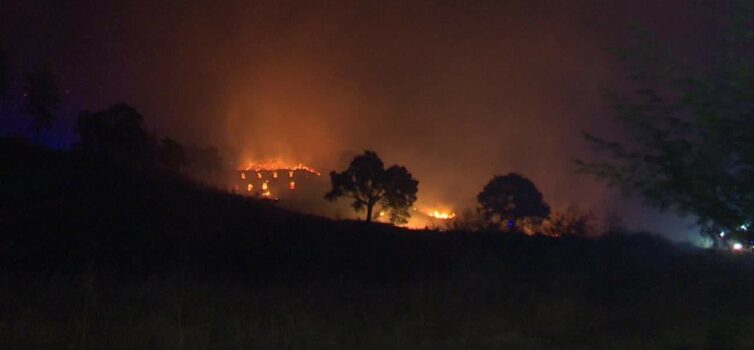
[1,0,721,239]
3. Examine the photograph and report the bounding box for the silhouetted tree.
[477,173,550,230]
[576,4,754,244]
[21,64,60,141]
[382,165,419,224]
[325,150,418,224]
[76,103,154,166]
[158,137,188,171]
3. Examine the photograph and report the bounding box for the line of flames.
[242,162,321,176]
[241,163,457,221]
[424,209,456,220]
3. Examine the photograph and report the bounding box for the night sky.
[0,0,727,241]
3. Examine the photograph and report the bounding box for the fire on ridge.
[244,161,321,176]
[232,161,322,199]
[231,161,458,227]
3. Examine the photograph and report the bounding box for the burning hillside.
[244,162,321,176]
[374,206,458,229]
[231,160,459,228]
[232,161,322,200]
[396,207,457,229]
[425,209,456,220]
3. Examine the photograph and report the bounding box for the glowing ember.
[240,172,246,180]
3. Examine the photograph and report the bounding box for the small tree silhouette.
[75,103,153,166]
[325,150,418,224]
[21,64,60,141]
[477,173,550,230]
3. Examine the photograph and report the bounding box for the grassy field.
[2,138,754,349]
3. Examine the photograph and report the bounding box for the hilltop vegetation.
[3,137,754,350]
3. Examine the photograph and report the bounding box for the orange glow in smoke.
[247,183,253,192]
[289,181,296,190]
[240,172,246,180]
[262,181,268,190]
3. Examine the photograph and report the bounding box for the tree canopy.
[75,103,226,183]
[325,150,418,224]
[577,3,754,243]
[477,173,550,230]
[76,103,154,166]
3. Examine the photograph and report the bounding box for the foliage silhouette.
[576,5,754,244]
[477,173,550,230]
[325,150,418,224]
[76,103,154,167]
[75,103,224,181]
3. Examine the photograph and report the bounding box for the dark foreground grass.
[2,138,754,349]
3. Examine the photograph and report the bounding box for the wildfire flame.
[426,209,456,220]
[243,161,321,176]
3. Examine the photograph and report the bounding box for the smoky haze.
[1,0,722,240]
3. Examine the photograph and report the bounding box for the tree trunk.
[366,203,374,222]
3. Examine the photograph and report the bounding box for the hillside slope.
[2,138,754,349]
